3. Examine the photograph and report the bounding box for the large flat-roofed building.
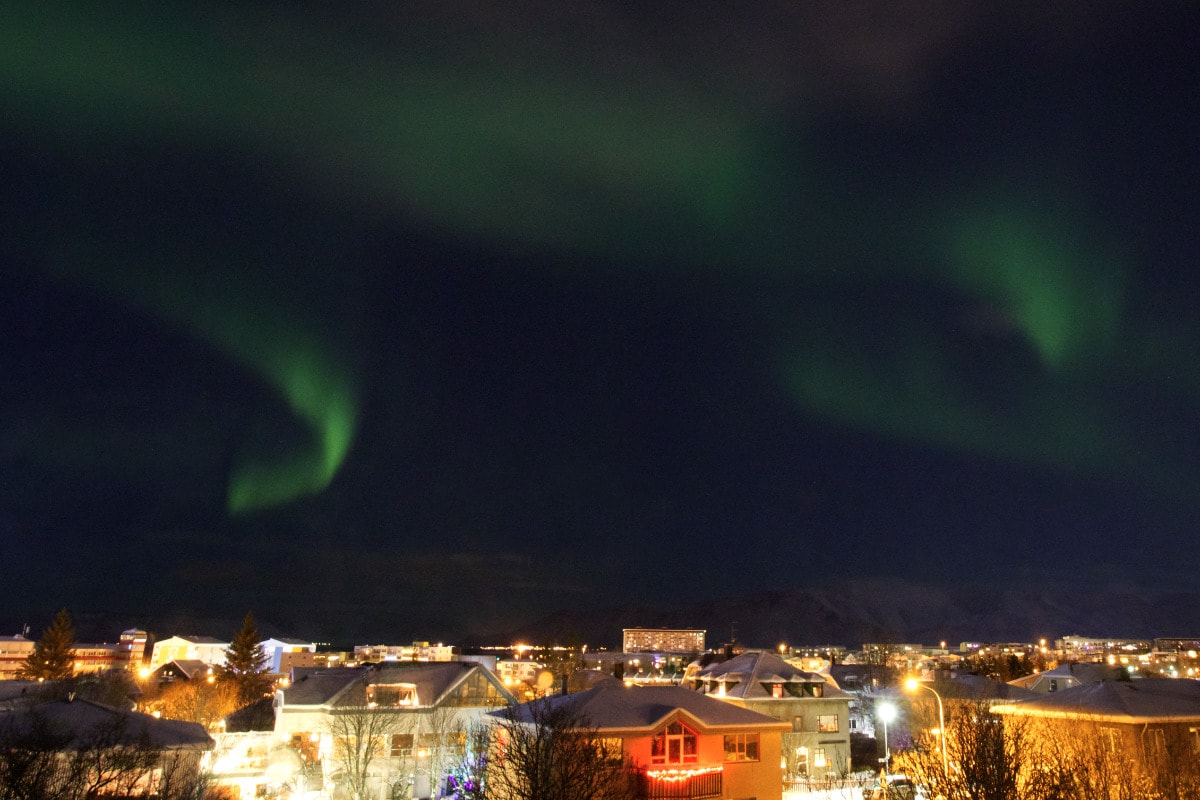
[623,628,705,654]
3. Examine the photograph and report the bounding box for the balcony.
[642,766,723,799]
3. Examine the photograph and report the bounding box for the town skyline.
[10,578,1200,652]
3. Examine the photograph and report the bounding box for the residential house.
[259,661,515,798]
[900,672,1037,757]
[689,650,853,784]
[1007,662,1123,694]
[149,636,229,670]
[0,696,212,794]
[150,659,216,684]
[494,680,789,800]
[991,678,1200,785]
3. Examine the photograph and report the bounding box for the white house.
[265,661,515,798]
[148,636,229,670]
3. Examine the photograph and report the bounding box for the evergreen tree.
[19,609,77,680]
[221,612,271,705]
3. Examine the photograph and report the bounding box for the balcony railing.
[642,767,723,799]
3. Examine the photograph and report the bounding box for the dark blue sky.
[2,2,1198,641]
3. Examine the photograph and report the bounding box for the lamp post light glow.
[904,678,948,777]
[876,701,897,777]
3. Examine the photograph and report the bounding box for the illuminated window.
[598,737,624,764]
[390,733,414,757]
[772,683,784,698]
[651,721,699,765]
[290,733,321,762]
[812,747,827,769]
[366,683,417,706]
[1143,728,1166,756]
[724,733,760,762]
[795,747,808,776]
[818,715,839,733]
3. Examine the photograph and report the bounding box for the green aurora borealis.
[2,1,1198,632]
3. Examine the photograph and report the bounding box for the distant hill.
[10,580,1199,651]
[494,580,1200,650]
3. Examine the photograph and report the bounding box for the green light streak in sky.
[223,326,357,514]
[43,249,358,514]
[0,3,775,268]
[940,199,1124,369]
[4,2,1167,492]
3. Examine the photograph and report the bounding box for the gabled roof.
[280,666,373,706]
[155,660,213,681]
[280,662,514,709]
[158,635,228,646]
[0,699,213,750]
[694,651,845,699]
[991,678,1200,724]
[915,673,1036,702]
[1008,662,1122,689]
[495,683,790,734]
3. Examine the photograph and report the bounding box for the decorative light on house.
[646,766,722,782]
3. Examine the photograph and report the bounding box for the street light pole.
[904,678,948,777]
[876,702,897,778]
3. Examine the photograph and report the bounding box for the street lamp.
[876,701,896,777]
[904,677,948,777]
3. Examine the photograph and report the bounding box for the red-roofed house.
[494,681,789,800]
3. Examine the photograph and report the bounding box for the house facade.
[690,651,853,783]
[0,697,213,795]
[991,677,1200,784]
[255,661,515,798]
[148,636,229,670]
[494,681,789,800]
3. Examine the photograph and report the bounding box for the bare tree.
[323,703,405,800]
[480,698,643,800]
[425,705,471,789]
[151,678,242,731]
[896,699,1026,800]
[0,711,74,800]
[896,705,1200,800]
[0,708,212,800]
[1020,717,1200,800]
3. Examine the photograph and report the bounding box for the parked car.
[862,774,926,799]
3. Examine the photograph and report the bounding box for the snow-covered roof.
[991,678,1200,723]
[916,673,1036,701]
[494,682,791,733]
[280,662,514,709]
[0,698,213,750]
[694,651,844,699]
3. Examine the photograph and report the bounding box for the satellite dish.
[535,669,556,690]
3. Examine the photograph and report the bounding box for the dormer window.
[366,683,417,707]
[651,721,698,765]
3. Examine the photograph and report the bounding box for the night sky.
[2,2,1198,641]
